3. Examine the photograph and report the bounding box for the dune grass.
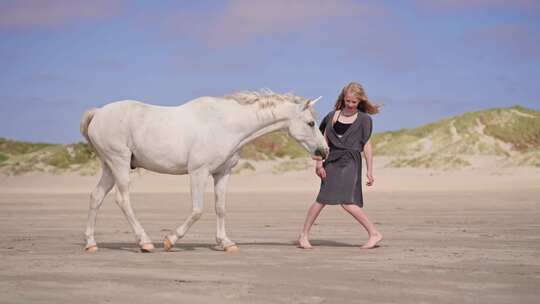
[482,108,540,151]
[374,105,539,155]
[240,130,308,160]
[232,161,256,174]
[1,105,538,173]
[42,143,96,169]
[0,152,8,163]
[516,150,540,167]
[0,137,53,155]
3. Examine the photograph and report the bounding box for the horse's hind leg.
[164,168,209,251]
[85,162,115,252]
[108,157,154,252]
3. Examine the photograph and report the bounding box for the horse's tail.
[80,108,98,150]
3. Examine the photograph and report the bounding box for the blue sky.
[1,0,539,143]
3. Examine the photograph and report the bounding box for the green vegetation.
[42,143,96,169]
[1,105,538,174]
[0,137,53,154]
[481,107,540,151]
[372,118,454,156]
[516,151,540,167]
[240,130,308,160]
[232,161,256,174]
[372,105,540,168]
[453,111,481,133]
[444,105,540,151]
[0,140,97,174]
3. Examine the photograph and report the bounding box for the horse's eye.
[307,121,315,127]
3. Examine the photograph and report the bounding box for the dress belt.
[325,148,361,163]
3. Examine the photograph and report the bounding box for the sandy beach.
[1,160,539,303]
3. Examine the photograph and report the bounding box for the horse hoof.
[163,238,173,252]
[85,245,98,253]
[140,243,155,253]
[224,245,239,253]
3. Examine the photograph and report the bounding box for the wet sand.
[1,170,539,303]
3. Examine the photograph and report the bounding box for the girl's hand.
[316,166,326,179]
[366,172,374,186]
[311,155,323,161]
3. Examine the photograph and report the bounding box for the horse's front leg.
[213,171,238,252]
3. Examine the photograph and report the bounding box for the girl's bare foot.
[361,232,383,249]
[297,234,313,249]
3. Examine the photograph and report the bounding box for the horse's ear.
[303,96,322,110]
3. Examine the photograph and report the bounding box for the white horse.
[80,90,329,253]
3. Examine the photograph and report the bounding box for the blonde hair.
[333,82,380,114]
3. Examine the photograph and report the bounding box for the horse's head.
[287,96,329,161]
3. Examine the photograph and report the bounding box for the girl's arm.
[363,139,374,186]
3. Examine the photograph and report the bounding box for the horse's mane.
[225,89,306,109]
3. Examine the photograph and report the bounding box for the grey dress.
[316,110,373,206]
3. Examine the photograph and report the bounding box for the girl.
[298,82,383,249]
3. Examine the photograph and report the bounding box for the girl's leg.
[341,204,383,249]
[298,202,326,249]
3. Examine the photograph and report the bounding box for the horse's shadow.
[79,239,361,252]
